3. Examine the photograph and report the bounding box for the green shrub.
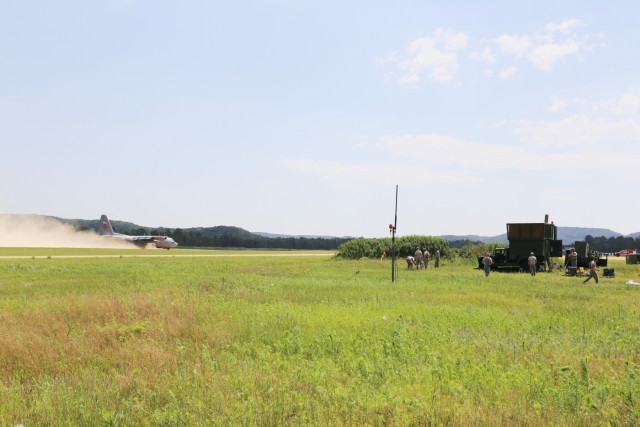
[337,235,449,259]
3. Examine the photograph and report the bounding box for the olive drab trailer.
[477,215,562,272]
[567,241,608,268]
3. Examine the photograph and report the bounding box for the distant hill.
[253,231,355,239]
[441,226,625,245]
[439,234,502,244]
[557,227,622,244]
[47,215,352,250]
[5,214,637,248]
[57,216,256,239]
[59,217,148,234]
[178,226,258,240]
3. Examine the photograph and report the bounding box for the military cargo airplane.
[97,214,178,249]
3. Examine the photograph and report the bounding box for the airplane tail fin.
[98,214,115,236]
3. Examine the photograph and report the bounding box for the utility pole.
[390,185,398,282]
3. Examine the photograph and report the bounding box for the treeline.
[448,239,484,249]
[160,232,638,253]
[73,221,352,250]
[140,228,352,250]
[585,235,640,253]
[337,236,525,262]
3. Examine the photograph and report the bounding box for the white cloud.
[382,131,640,172]
[606,93,640,116]
[280,158,478,189]
[382,134,540,171]
[545,19,583,34]
[435,28,469,50]
[529,41,579,71]
[397,28,469,84]
[549,93,640,116]
[387,19,597,85]
[499,66,517,79]
[400,40,457,83]
[284,92,640,192]
[493,19,592,71]
[376,50,399,64]
[282,120,640,192]
[517,115,640,147]
[470,47,496,63]
[549,97,573,113]
[495,35,531,57]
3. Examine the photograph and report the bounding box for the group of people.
[482,251,540,277]
[565,248,578,269]
[406,247,440,269]
[564,247,599,284]
[481,247,599,283]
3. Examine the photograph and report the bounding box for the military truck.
[477,216,563,272]
[626,254,640,265]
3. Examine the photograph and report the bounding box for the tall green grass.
[0,252,638,426]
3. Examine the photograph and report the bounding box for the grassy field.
[0,249,639,426]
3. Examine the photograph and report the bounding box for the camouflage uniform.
[570,249,578,268]
[583,259,599,284]
[528,253,537,276]
[414,248,424,269]
[482,254,493,277]
[405,256,415,269]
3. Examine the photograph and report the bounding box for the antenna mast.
[391,185,398,282]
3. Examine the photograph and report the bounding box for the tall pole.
[391,185,398,282]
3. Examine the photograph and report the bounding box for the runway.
[0,252,336,260]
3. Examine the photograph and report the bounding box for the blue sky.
[2,1,639,238]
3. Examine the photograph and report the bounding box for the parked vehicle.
[477,215,562,272]
[615,249,637,257]
[566,241,608,268]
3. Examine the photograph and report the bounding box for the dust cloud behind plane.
[0,214,135,249]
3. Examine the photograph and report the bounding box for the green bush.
[337,235,449,259]
[449,242,505,261]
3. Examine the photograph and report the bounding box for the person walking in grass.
[583,257,599,284]
[423,248,430,269]
[482,253,493,277]
[434,249,440,268]
[528,252,537,276]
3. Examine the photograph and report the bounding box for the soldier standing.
[423,248,430,269]
[434,249,440,268]
[482,253,493,277]
[570,248,578,268]
[414,247,424,269]
[528,252,537,276]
